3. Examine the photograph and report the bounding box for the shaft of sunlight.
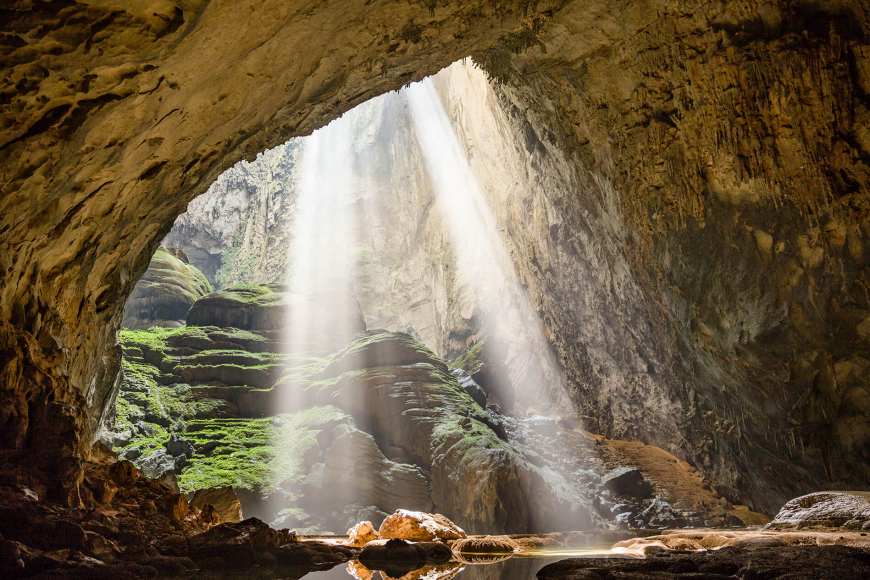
[405,75,562,413]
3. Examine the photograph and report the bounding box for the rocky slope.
[110,285,611,534]
[121,247,211,330]
[2,0,870,519]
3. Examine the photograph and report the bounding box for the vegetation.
[452,339,486,374]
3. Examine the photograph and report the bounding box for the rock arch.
[2,0,870,512]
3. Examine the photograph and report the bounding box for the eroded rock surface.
[121,247,211,330]
[769,491,870,530]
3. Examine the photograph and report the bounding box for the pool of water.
[302,545,633,580]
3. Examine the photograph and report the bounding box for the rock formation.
[121,247,211,329]
[2,0,870,522]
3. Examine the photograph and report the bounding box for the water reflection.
[305,547,628,580]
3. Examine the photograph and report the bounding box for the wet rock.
[272,541,358,568]
[188,517,298,565]
[451,368,487,408]
[347,521,379,547]
[525,415,558,438]
[378,510,466,542]
[451,536,517,554]
[770,492,870,529]
[190,487,243,523]
[639,498,684,528]
[538,545,870,580]
[165,434,195,459]
[602,467,654,499]
[359,539,453,578]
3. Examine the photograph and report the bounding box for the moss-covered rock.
[122,247,212,330]
[186,283,366,352]
[112,322,600,534]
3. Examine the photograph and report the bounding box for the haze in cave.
[2,2,870,579]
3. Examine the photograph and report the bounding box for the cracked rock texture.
[2,0,870,517]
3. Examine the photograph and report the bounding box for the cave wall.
[488,0,870,513]
[2,0,870,514]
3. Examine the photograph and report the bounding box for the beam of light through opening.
[405,75,564,415]
[273,112,362,525]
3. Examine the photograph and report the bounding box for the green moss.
[176,406,349,494]
[452,340,485,374]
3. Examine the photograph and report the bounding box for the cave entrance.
[108,60,600,535]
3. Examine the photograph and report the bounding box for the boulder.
[347,521,379,547]
[378,510,466,542]
[189,518,298,565]
[190,487,243,524]
[165,434,195,459]
[83,476,117,505]
[359,539,453,578]
[769,492,870,529]
[107,461,139,486]
[137,450,180,492]
[602,467,653,499]
[165,493,189,522]
[451,537,517,554]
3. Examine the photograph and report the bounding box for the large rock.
[769,492,870,530]
[190,487,243,524]
[138,450,180,492]
[122,247,212,329]
[378,510,466,542]
[188,517,298,565]
[359,539,453,578]
[165,434,195,459]
[346,521,379,547]
[602,467,654,500]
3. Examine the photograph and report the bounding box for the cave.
[2,1,870,579]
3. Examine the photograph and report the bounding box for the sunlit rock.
[378,510,466,542]
[347,521,380,547]
[770,492,870,530]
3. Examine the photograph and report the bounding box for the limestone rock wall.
[491,1,870,513]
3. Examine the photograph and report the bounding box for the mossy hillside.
[177,406,351,494]
[147,247,213,297]
[186,284,290,330]
[122,247,213,329]
[304,330,506,468]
